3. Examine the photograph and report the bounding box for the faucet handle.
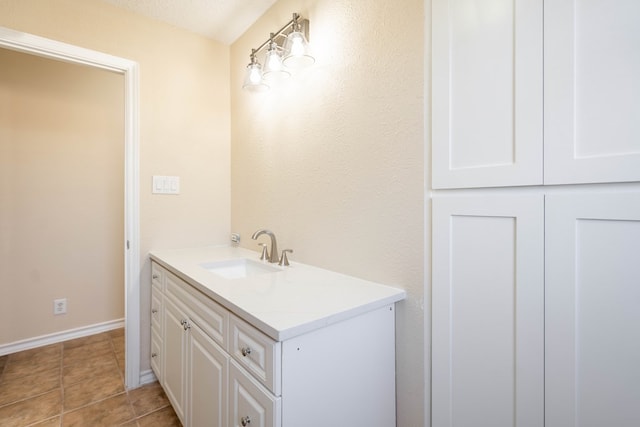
[258,243,269,261]
[279,249,293,266]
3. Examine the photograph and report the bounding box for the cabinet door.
[187,321,228,427]
[163,297,187,425]
[432,195,544,427]
[544,0,640,184]
[545,192,640,427]
[432,0,543,189]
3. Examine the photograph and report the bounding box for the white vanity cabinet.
[150,257,403,427]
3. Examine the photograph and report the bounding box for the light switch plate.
[152,176,180,194]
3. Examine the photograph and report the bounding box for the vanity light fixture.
[242,13,314,91]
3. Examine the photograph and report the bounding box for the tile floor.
[0,328,181,426]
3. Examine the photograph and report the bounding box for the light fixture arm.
[249,13,309,58]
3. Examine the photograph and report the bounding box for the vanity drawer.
[165,271,228,348]
[230,359,281,427]
[230,314,281,396]
[151,262,164,290]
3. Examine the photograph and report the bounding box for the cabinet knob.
[241,415,251,426]
[151,352,157,358]
[151,308,158,314]
[241,347,252,357]
[152,274,159,279]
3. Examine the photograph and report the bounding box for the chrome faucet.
[251,229,279,263]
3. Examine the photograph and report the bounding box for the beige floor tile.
[109,328,124,339]
[0,389,61,427]
[64,370,124,411]
[63,340,112,366]
[62,393,135,427]
[0,366,60,406]
[116,350,126,376]
[128,382,170,417]
[7,344,61,363]
[112,336,125,353]
[29,416,61,426]
[3,355,61,381]
[63,332,110,350]
[136,406,182,427]
[62,355,118,387]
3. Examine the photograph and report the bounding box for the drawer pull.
[241,347,252,357]
[241,415,251,426]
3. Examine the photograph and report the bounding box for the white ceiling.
[101,0,278,45]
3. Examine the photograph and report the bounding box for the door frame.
[0,26,141,388]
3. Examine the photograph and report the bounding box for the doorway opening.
[0,27,141,388]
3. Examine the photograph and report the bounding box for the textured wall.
[0,49,124,343]
[0,0,231,369]
[230,1,425,425]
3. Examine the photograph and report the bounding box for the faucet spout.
[251,229,279,263]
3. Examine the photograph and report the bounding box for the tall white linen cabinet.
[431,1,640,426]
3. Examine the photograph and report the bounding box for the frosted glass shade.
[283,31,315,68]
[242,62,269,92]
[263,45,291,85]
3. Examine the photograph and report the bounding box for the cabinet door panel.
[545,192,640,427]
[432,195,544,427]
[433,0,543,188]
[188,321,228,427]
[544,0,640,184]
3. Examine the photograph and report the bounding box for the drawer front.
[230,359,281,427]
[151,262,164,290]
[230,314,281,396]
[150,330,162,382]
[151,285,163,335]
[165,271,228,348]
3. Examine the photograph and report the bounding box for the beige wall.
[0,0,231,365]
[230,1,425,426]
[0,48,124,343]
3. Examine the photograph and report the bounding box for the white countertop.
[150,246,406,341]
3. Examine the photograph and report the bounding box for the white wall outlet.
[53,298,67,315]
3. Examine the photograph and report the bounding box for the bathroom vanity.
[149,246,405,427]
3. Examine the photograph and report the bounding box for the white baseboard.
[138,369,157,386]
[0,318,125,356]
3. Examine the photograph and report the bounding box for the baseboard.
[0,318,125,356]
[138,369,157,386]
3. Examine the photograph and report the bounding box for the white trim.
[0,319,125,356]
[0,27,141,389]
[139,369,158,385]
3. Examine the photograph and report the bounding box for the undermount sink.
[200,258,280,279]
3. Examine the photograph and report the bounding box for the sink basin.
[200,258,279,279]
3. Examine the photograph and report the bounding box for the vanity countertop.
[150,246,406,341]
